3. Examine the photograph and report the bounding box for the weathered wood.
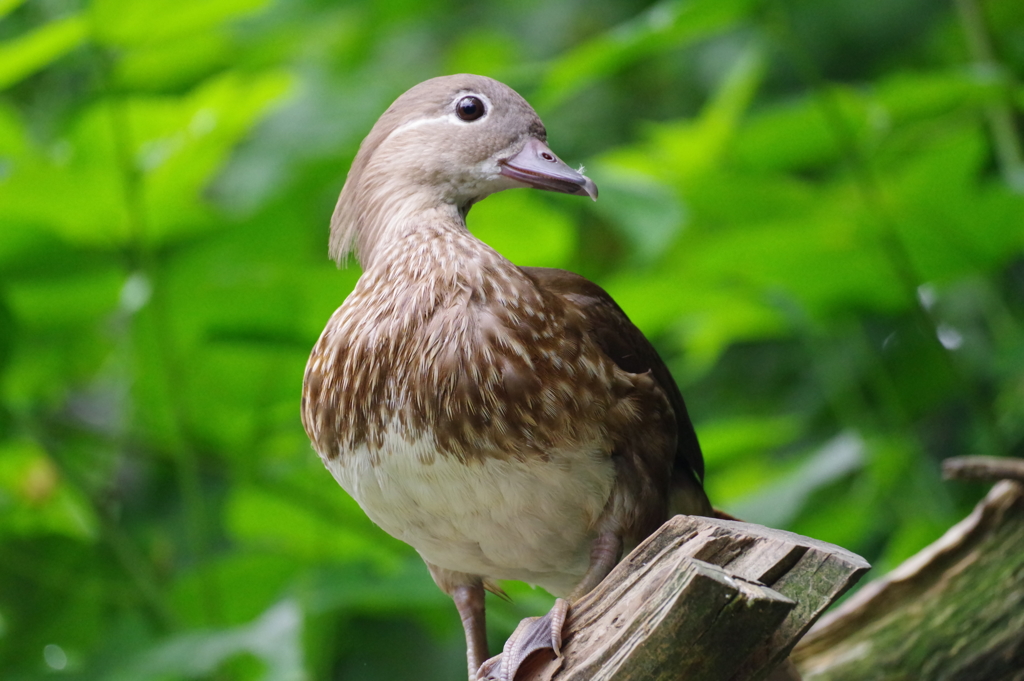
[559,559,794,681]
[943,455,1024,483]
[505,516,870,681]
[793,480,1024,681]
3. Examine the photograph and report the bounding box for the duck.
[301,73,712,681]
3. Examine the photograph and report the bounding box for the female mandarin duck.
[301,74,711,681]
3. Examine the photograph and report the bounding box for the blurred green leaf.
[225,484,402,567]
[887,124,1024,282]
[874,68,1015,125]
[131,69,292,242]
[0,439,98,540]
[0,14,87,90]
[298,560,450,617]
[110,600,304,681]
[536,0,757,109]
[653,43,765,181]
[730,432,866,527]
[114,31,231,90]
[91,0,268,47]
[588,163,684,262]
[171,553,301,627]
[469,190,577,268]
[732,87,869,173]
[596,42,764,184]
[0,70,290,248]
[0,0,26,21]
[0,287,13,381]
[700,415,803,467]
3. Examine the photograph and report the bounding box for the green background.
[1,0,1022,678]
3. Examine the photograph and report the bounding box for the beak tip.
[500,138,599,200]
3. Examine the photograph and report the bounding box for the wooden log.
[557,559,795,681]
[942,455,1024,483]
[792,480,1024,681]
[509,516,870,681]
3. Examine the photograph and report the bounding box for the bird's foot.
[477,597,568,681]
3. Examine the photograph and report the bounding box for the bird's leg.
[542,531,623,657]
[453,581,489,680]
[569,530,622,601]
[481,531,623,681]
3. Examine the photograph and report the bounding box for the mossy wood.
[794,479,1024,681]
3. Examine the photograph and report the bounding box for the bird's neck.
[376,214,516,296]
[338,181,509,279]
[330,165,488,270]
[338,197,528,335]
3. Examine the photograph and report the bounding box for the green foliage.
[1,0,1022,679]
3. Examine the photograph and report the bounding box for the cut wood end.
[511,516,870,681]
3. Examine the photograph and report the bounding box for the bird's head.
[330,74,597,266]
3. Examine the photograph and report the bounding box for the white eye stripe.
[387,114,454,140]
[384,91,494,144]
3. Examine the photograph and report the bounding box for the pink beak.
[499,137,598,200]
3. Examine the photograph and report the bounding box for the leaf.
[444,28,520,80]
[874,68,1014,125]
[110,600,305,681]
[0,70,291,248]
[1,263,124,409]
[171,553,301,627]
[225,484,403,567]
[699,415,803,467]
[114,30,231,90]
[886,124,1024,283]
[535,0,757,109]
[656,43,765,180]
[0,439,98,540]
[732,87,869,173]
[729,431,866,528]
[596,42,766,186]
[601,267,790,375]
[131,69,293,243]
[0,0,25,20]
[0,14,88,90]
[91,0,268,47]
[587,164,685,263]
[683,208,906,318]
[298,559,452,616]
[0,290,12,381]
[468,190,577,268]
[675,288,791,372]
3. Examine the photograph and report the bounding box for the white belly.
[324,423,615,596]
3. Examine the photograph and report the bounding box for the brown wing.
[521,267,712,518]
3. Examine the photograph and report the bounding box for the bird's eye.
[455,95,486,122]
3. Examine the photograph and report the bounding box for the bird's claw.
[477,598,568,681]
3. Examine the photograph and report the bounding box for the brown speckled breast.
[303,224,616,463]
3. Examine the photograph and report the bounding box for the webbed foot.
[477,597,568,681]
